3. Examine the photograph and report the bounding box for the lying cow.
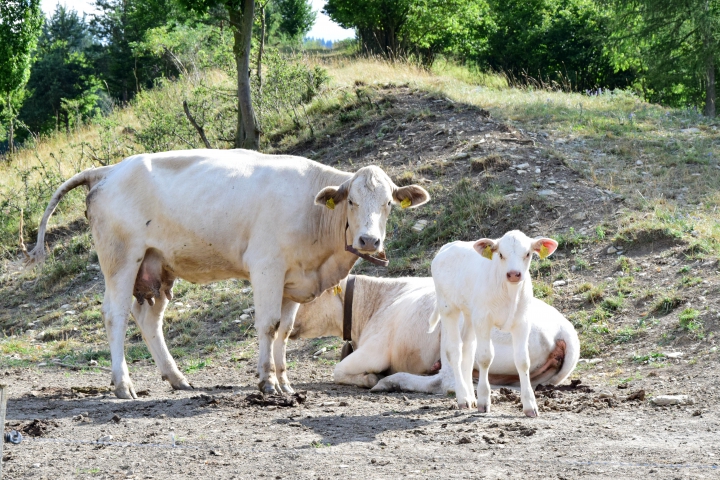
[23,149,430,398]
[430,230,559,416]
[291,274,579,394]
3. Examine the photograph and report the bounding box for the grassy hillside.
[1,55,719,383]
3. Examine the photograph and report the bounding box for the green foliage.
[678,308,702,332]
[276,0,315,41]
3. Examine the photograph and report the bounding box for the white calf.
[429,230,558,417]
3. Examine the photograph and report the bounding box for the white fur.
[25,149,429,398]
[428,230,559,416]
[292,275,578,393]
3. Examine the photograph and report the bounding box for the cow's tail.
[427,301,441,333]
[548,327,581,385]
[21,166,114,268]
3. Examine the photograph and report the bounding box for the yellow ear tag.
[400,198,411,209]
[332,285,342,295]
[539,244,550,260]
[326,198,335,210]
[481,245,493,260]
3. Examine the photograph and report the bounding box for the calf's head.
[473,230,558,285]
[291,286,344,339]
[315,166,429,253]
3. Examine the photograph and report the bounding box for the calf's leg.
[272,299,300,394]
[512,321,538,417]
[443,308,475,409]
[474,320,494,413]
[131,297,192,391]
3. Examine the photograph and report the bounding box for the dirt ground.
[3,84,720,478]
[2,349,719,480]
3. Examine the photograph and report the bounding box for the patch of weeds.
[678,265,691,274]
[183,358,211,374]
[554,227,584,251]
[616,256,635,273]
[469,154,508,173]
[311,441,331,448]
[531,258,553,276]
[395,170,417,187]
[632,352,666,363]
[127,344,152,363]
[574,257,590,271]
[651,292,683,315]
[679,276,702,288]
[616,276,634,295]
[533,281,553,305]
[602,295,625,312]
[568,309,611,358]
[613,325,642,344]
[585,284,605,303]
[575,282,593,294]
[678,308,703,332]
[595,226,606,241]
[317,358,338,366]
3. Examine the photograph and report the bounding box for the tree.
[0,0,43,153]
[324,0,411,57]
[20,5,101,135]
[611,0,720,116]
[178,0,259,149]
[277,0,315,42]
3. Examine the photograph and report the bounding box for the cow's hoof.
[258,380,279,395]
[477,404,488,413]
[279,384,295,394]
[171,379,194,391]
[370,380,393,393]
[114,382,137,399]
[524,407,538,418]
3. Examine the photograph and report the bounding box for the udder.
[134,249,176,306]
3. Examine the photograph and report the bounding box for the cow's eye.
[499,253,504,260]
[348,199,354,206]
[526,252,531,258]
[387,201,391,206]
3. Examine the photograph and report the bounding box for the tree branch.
[182,100,212,148]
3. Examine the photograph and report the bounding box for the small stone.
[606,246,618,254]
[210,450,223,456]
[312,347,327,357]
[458,437,472,444]
[88,359,98,367]
[663,351,683,359]
[534,168,541,174]
[589,358,603,364]
[552,280,566,287]
[652,395,693,406]
[111,414,121,423]
[32,463,41,468]
[60,304,70,309]
[516,163,530,169]
[538,190,556,196]
[174,302,184,307]
[242,307,255,314]
[635,160,643,166]
[241,287,252,294]
[98,435,113,442]
[412,219,429,232]
[339,401,349,407]
[449,152,469,160]
[240,314,250,320]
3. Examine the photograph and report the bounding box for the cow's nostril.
[507,271,522,282]
[359,235,380,251]
[373,238,380,248]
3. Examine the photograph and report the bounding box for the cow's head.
[315,166,430,254]
[473,230,557,285]
[291,286,344,339]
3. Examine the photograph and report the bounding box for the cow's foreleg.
[273,299,300,394]
[131,296,192,391]
[251,267,285,395]
[511,321,538,417]
[101,271,137,399]
[459,312,477,399]
[333,345,389,389]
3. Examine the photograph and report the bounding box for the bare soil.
[2,85,720,478]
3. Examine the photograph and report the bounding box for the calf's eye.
[499,253,504,260]
[348,200,354,206]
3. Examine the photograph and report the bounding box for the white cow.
[22,149,430,398]
[429,231,558,417]
[292,275,578,393]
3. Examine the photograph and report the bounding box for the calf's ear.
[473,238,497,260]
[315,180,349,209]
[532,237,558,259]
[392,184,430,209]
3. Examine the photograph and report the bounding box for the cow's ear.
[473,238,497,260]
[393,184,430,209]
[315,181,349,209]
[532,237,558,259]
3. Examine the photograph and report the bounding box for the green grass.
[678,308,703,332]
[651,293,684,315]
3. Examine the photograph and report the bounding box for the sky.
[40,0,356,41]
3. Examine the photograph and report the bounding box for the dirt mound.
[204,391,308,409]
[7,419,59,437]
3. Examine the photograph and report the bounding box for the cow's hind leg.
[101,265,140,399]
[272,299,300,394]
[333,345,389,389]
[131,296,192,391]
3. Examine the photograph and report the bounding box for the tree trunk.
[230,0,259,150]
[7,95,14,155]
[705,56,716,118]
[257,1,266,93]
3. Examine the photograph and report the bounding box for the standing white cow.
[22,149,430,398]
[291,275,579,392]
[429,230,558,417]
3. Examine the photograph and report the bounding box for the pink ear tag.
[481,245,493,260]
